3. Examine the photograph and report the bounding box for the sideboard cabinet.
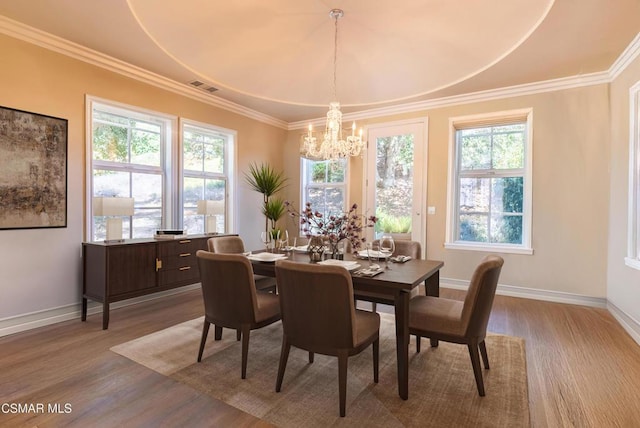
[82,234,224,329]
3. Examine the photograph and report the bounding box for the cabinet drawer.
[158,266,200,287]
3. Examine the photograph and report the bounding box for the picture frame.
[0,105,68,230]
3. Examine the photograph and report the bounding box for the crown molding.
[289,71,610,130]
[0,15,288,130]
[609,32,640,81]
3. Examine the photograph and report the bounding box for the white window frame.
[445,108,534,255]
[85,96,237,240]
[299,157,349,232]
[179,118,237,234]
[626,81,640,270]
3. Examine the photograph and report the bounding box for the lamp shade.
[93,197,135,216]
[197,200,224,215]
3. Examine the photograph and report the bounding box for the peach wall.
[0,34,286,320]
[285,85,611,298]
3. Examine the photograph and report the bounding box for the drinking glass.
[260,231,272,252]
[380,234,395,269]
[279,230,289,252]
[366,242,381,269]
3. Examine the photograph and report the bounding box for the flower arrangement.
[285,201,377,252]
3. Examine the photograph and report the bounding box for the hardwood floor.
[1,287,639,427]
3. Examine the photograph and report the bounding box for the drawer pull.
[179,240,192,244]
[179,266,191,271]
[179,253,191,257]
[156,258,162,272]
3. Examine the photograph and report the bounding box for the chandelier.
[304,9,365,160]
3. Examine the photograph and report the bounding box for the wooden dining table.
[249,249,444,400]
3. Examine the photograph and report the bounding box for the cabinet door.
[107,244,157,297]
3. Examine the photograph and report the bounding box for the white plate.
[246,253,288,262]
[356,250,392,259]
[317,259,360,271]
[292,245,309,252]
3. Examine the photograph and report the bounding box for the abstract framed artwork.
[0,106,68,229]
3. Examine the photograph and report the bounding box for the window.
[300,158,347,233]
[445,109,533,254]
[87,98,235,241]
[182,120,232,234]
[626,81,640,270]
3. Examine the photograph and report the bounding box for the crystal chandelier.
[304,9,365,160]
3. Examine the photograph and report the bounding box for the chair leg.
[373,338,379,383]
[416,335,421,353]
[275,336,291,392]
[236,329,241,341]
[240,325,250,379]
[308,351,314,363]
[214,325,223,341]
[479,340,490,369]
[468,341,485,396]
[197,320,210,362]
[371,302,377,312]
[338,350,348,417]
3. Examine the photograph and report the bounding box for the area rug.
[111,315,529,427]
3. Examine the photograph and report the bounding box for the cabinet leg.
[102,301,110,330]
[81,298,87,321]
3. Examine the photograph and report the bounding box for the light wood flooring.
[1,288,640,427]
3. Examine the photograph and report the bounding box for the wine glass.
[260,231,272,252]
[279,230,289,252]
[366,242,380,269]
[380,234,395,269]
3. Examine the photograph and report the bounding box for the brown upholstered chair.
[196,250,281,379]
[207,236,277,293]
[363,239,423,312]
[274,260,380,417]
[409,255,504,396]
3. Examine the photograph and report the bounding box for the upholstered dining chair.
[274,260,380,417]
[364,239,423,312]
[196,250,281,379]
[409,255,504,396]
[207,236,277,293]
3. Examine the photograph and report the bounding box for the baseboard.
[440,277,608,308]
[607,301,640,346]
[0,284,201,338]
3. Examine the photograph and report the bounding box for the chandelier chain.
[332,11,339,101]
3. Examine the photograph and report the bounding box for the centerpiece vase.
[328,239,343,260]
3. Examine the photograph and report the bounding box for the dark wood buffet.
[82,234,221,329]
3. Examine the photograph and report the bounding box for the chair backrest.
[275,260,357,350]
[372,239,422,259]
[196,250,258,324]
[460,255,504,339]
[208,236,245,253]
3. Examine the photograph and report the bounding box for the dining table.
[248,248,444,400]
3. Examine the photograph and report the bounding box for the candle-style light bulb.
[351,121,356,136]
[308,124,313,137]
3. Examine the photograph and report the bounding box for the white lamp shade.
[93,197,135,216]
[197,200,225,215]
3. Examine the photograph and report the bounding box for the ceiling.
[0,0,639,124]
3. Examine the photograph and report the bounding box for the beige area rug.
[111,315,529,427]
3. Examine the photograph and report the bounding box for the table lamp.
[93,197,135,242]
[197,200,224,234]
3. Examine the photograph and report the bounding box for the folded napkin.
[356,250,391,259]
[246,253,288,262]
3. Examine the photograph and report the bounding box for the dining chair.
[196,250,281,379]
[274,260,380,417]
[362,239,423,312]
[409,255,504,396]
[207,236,277,293]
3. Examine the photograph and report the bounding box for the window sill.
[624,257,640,271]
[444,242,534,255]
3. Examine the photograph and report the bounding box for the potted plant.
[244,162,288,236]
